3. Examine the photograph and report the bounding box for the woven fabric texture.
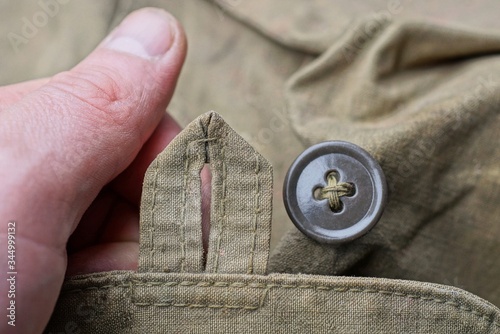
[45,112,500,333]
[0,1,499,332]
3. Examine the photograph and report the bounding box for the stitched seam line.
[179,144,192,273]
[147,159,159,271]
[247,152,260,274]
[213,137,227,273]
[133,302,258,310]
[61,282,500,327]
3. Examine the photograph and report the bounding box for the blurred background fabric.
[0,0,498,306]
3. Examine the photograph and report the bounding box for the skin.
[0,8,211,333]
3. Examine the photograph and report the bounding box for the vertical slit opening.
[200,163,212,267]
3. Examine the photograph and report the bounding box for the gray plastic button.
[283,141,387,244]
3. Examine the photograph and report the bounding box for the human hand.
[0,8,189,333]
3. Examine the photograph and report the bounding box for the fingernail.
[105,8,176,59]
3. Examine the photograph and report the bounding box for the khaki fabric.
[271,15,500,294]
[46,272,500,333]
[138,112,273,275]
[0,0,499,332]
[45,112,500,333]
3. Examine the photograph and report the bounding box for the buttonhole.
[200,163,211,267]
[313,187,322,201]
[346,182,356,197]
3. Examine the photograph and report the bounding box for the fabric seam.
[147,159,159,271]
[213,134,227,273]
[60,281,500,328]
[247,152,261,274]
[179,143,192,272]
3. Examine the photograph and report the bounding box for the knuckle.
[46,67,142,128]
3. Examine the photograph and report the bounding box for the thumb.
[1,7,186,247]
[0,8,186,334]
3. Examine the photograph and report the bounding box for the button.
[283,141,387,244]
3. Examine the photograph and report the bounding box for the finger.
[0,8,186,333]
[201,164,212,254]
[98,199,140,244]
[68,190,140,254]
[111,112,211,254]
[1,7,186,247]
[66,189,115,253]
[0,78,49,110]
[111,112,181,205]
[66,242,139,277]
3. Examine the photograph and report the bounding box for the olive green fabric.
[138,112,273,275]
[45,112,500,333]
[0,0,499,332]
[271,15,500,295]
[46,272,500,333]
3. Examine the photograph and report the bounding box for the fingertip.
[104,7,181,59]
[0,7,187,251]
